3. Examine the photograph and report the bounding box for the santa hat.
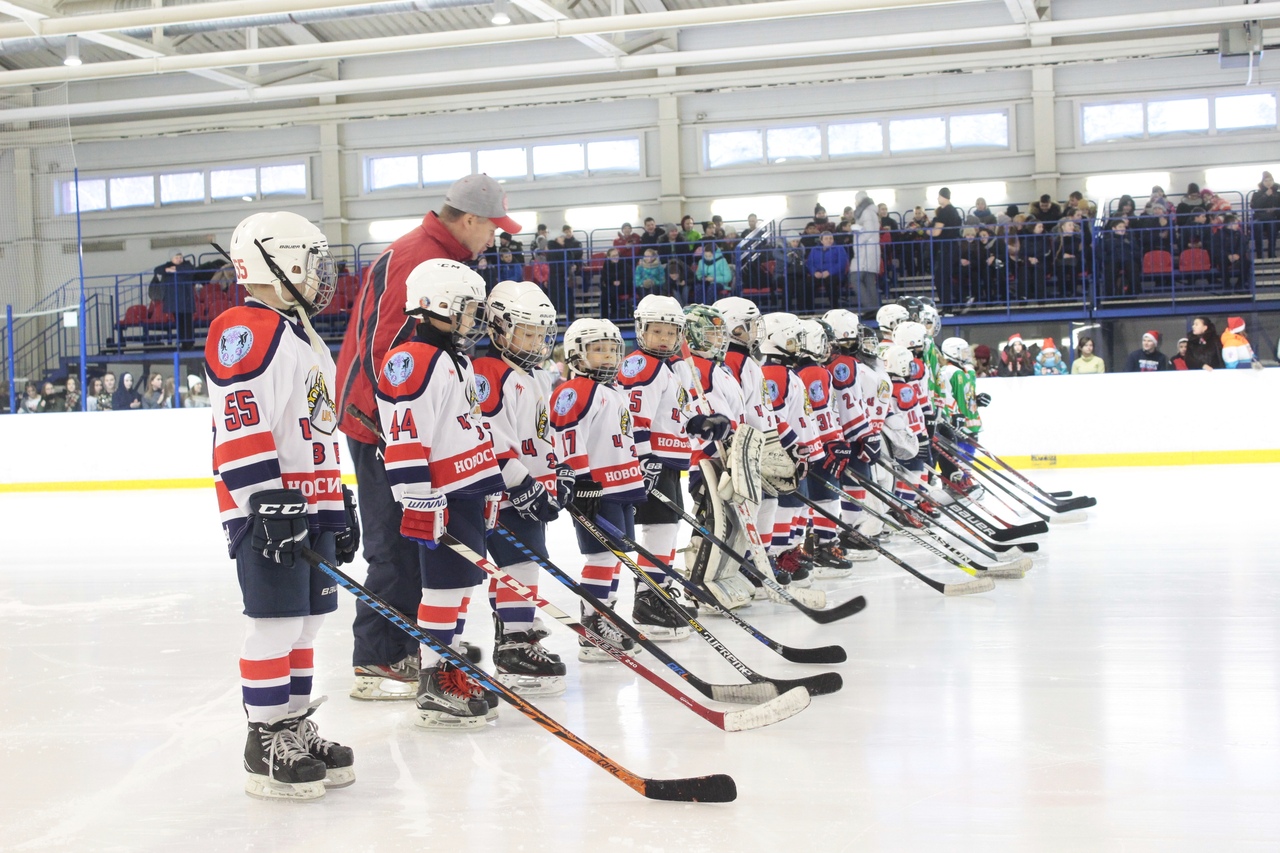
[1007,333,1023,347]
[1227,316,1246,334]
[1143,330,1161,345]
[1042,338,1057,351]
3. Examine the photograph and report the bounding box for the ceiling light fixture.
[491,0,511,26]
[64,35,82,67]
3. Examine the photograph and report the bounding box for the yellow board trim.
[0,473,360,494]
[993,449,1280,469]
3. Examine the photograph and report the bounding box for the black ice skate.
[289,697,355,788]
[838,529,880,562]
[415,662,490,731]
[578,604,639,662]
[494,631,568,696]
[631,587,691,642]
[809,541,855,578]
[243,711,328,801]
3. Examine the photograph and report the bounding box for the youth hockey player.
[935,336,985,496]
[853,326,893,538]
[207,211,357,800]
[880,343,926,521]
[893,321,938,515]
[875,302,910,340]
[821,309,878,562]
[548,318,647,661]
[472,280,568,695]
[618,295,731,640]
[376,258,506,730]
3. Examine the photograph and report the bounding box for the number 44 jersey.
[206,301,347,556]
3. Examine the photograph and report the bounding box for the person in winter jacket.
[1211,215,1249,290]
[804,232,848,311]
[693,243,733,303]
[1071,336,1105,374]
[1172,338,1190,370]
[972,344,997,377]
[1251,171,1279,259]
[850,190,881,311]
[633,248,665,297]
[1100,219,1141,296]
[1124,330,1172,372]
[1034,339,1067,375]
[1184,316,1223,370]
[1221,316,1260,369]
[1176,183,1206,227]
[997,334,1035,377]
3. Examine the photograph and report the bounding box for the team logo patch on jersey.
[877,379,891,400]
[677,386,689,408]
[833,363,851,383]
[217,325,253,367]
[306,367,337,435]
[554,387,577,416]
[384,352,414,386]
[474,374,491,404]
[900,385,915,404]
[808,380,825,404]
[621,354,646,379]
[535,403,550,441]
[620,408,632,436]
[765,379,779,404]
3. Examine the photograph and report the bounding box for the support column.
[1031,66,1059,200]
[318,122,346,248]
[657,95,684,226]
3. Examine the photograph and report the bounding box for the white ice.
[2,465,1278,851]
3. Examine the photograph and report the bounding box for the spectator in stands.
[634,248,664,297]
[497,231,525,264]
[694,242,734,303]
[1136,199,1173,257]
[185,375,210,408]
[721,226,740,252]
[833,220,854,247]
[599,247,628,320]
[902,207,930,275]
[97,373,116,411]
[1064,191,1086,218]
[639,217,667,257]
[533,223,549,252]
[1021,220,1050,300]
[1179,208,1209,252]
[1071,336,1105,374]
[997,334,1034,377]
[1176,184,1205,226]
[1035,339,1067,375]
[1003,237,1029,300]
[1124,330,1172,372]
[1200,187,1232,220]
[1221,316,1260,369]
[151,251,196,350]
[613,222,641,284]
[957,227,982,306]
[810,204,834,233]
[804,232,846,311]
[524,249,550,292]
[665,260,689,305]
[62,375,80,413]
[1111,195,1137,227]
[1212,214,1248,290]
[1184,316,1223,370]
[547,225,582,309]
[85,377,104,411]
[112,371,142,410]
[1171,338,1190,370]
[475,254,500,291]
[208,262,236,293]
[743,213,761,234]
[1100,218,1140,296]
[1147,185,1169,213]
[850,190,881,311]
[931,188,964,306]
[18,381,44,414]
[972,344,996,377]
[40,381,63,413]
[1055,220,1084,297]
[496,249,522,283]
[678,215,702,247]
[139,372,166,409]
[997,204,1020,227]
[0,381,9,414]
[970,198,996,226]
[703,218,725,241]
[839,206,856,229]
[659,223,685,261]
[975,227,1004,304]
[1251,171,1279,259]
[1031,194,1062,223]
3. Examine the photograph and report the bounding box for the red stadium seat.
[1179,248,1212,273]
[1142,251,1173,275]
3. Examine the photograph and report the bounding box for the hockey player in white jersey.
[472,280,568,695]
[819,309,878,562]
[852,325,894,538]
[207,211,357,800]
[875,303,910,340]
[893,321,939,514]
[548,318,648,661]
[377,259,507,730]
[618,295,731,639]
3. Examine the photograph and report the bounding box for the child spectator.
[633,248,664,297]
[86,376,104,411]
[997,334,1034,376]
[804,232,847,310]
[972,344,997,377]
[693,244,732,303]
[18,381,44,414]
[599,247,628,320]
[113,371,142,410]
[1211,215,1248,290]
[1171,338,1190,370]
[98,373,117,411]
[523,250,550,292]
[665,260,689,304]
[1034,340,1067,375]
[1124,331,1171,372]
[1221,316,1261,369]
[40,381,62,412]
[139,372,168,409]
[185,374,211,407]
[1071,336,1105,374]
[1184,317,1223,370]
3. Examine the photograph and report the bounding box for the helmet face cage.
[254,238,337,317]
[884,344,913,378]
[636,317,685,358]
[798,321,831,362]
[941,336,970,365]
[450,294,488,352]
[572,338,624,382]
[494,316,557,369]
[875,304,909,334]
[896,295,923,322]
[857,325,880,358]
[920,305,940,335]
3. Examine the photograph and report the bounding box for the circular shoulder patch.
[554,387,578,416]
[808,379,825,403]
[765,379,780,404]
[900,385,915,404]
[833,362,851,383]
[217,325,254,368]
[383,352,415,387]
[474,374,491,403]
[621,353,646,378]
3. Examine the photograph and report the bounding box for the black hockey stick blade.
[1050,490,1073,498]
[1053,495,1096,511]
[781,643,848,664]
[645,774,737,803]
[775,671,843,696]
[803,592,869,624]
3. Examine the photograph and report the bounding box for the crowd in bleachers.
[3,369,211,414]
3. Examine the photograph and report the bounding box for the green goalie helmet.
[683,304,730,360]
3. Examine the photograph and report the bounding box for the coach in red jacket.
[336,173,520,697]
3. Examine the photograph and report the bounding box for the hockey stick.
[567,506,844,697]
[648,490,869,626]
[939,426,1096,510]
[789,491,994,596]
[492,524,796,704]
[439,534,810,731]
[587,505,853,661]
[933,439,1054,523]
[814,475,1028,579]
[941,437,1094,517]
[299,546,735,803]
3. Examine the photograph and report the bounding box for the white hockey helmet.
[634,294,686,357]
[404,258,488,350]
[797,318,831,362]
[229,211,337,316]
[941,336,971,365]
[875,303,910,336]
[485,279,557,369]
[822,309,861,346]
[712,296,762,350]
[919,303,940,336]
[893,321,928,352]
[684,304,730,361]
[882,343,913,379]
[759,312,801,359]
[564,317,624,383]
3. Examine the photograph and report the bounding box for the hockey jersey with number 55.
[548,376,645,503]
[376,338,504,501]
[616,350,693,471]
[206,301,346,556]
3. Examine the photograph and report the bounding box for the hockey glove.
[950,413,968,431]
[509,476,558,523]
[640,455,664,492]
[571,477,603,521]
[821,441,853,478]
[248,489,310,568]
[334,485,361,565]
[975,392,991,408]
[554,464,576,509]
[686,413,733,443]
[935,419,959,443]
[401,491,448,550]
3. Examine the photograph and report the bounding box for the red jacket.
[335,212,474,445]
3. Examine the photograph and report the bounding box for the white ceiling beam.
[274,21,321,45]
[629,0,668,14]
[509,0,624,57]
[1001,0,1044,25]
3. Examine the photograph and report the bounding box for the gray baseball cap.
[443,173,521,233]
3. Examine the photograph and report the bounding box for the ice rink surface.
[2,465,1278,852]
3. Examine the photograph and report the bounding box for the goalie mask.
[856,325,881,360]
[634,294,686,358]
[684,304,730,361]
[565,317,624,383]
[404,258,487,351]
[486,279,557,369]
[229,211,337,317]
